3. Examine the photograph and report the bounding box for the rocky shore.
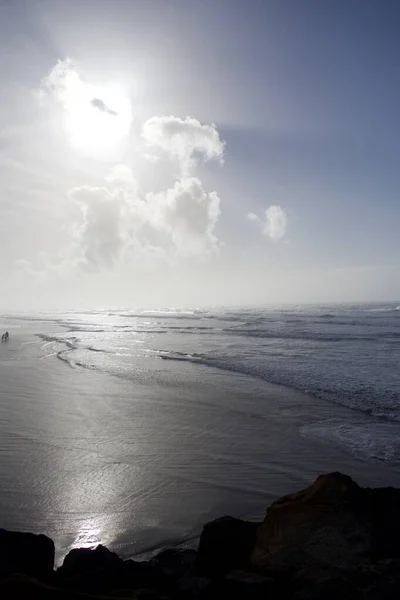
[1,472,400,599]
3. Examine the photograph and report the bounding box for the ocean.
[0,303,400,563]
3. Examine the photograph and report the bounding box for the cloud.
[247,212,261,224]
[91,97,118,116]
[105,164,138,191]
[248,205,288,242]
[67,170,221,270]
[145,177,221,257]
[35,60,226,273]
[142,115,225,174]
[143,153,160,163]
[68,185,129,270]
[39,57,79,105]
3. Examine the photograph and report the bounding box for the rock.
[0,573,115,599]
[294,574,361,600]
[363,486,400,561]
[251,472,400,574]
[0,529,55,581]
[119,559,172,593]
[376,557,400,575]
[367,576,400,600]
[214,570,276,599]
[351,559,400,600]
[56,544,126,593]
[132,591,165,600]
[57,547,171,595]
[195,516,260,576]
[178,576,211,598]
[151,548,197,579]
[57,551,171,595]
[58,544,121,576]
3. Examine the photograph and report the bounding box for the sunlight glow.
[60,70,132,155]
[71,518,103,549]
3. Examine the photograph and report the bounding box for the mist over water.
[0,303,400,562]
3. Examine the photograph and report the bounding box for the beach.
[0,305,399,564]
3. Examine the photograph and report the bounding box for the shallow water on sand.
[0,306,399,563]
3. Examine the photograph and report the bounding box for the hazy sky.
[1,0,399,308]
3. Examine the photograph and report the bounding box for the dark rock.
[151,548,197,579]
[251,472,400,575]
[132,590,170,600]
[350,560,400,600]
[213,570,276,599]
[289,564,366,600]
[195,516,260,576]
[376,557,400,575]
[55,545,123,593]
[362,486,400,561]
[178,576,211,598]
[294,575,361,600]
[0,528,55,581]
[58,543,122,576]
[367,577,400,600]
[0,573,110,599]
[56,545,171,594]
[56,544,121,593]
[120,559,172,592]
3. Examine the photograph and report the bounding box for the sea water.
[0,303,399,561]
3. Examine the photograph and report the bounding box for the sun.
[62,75,132,155]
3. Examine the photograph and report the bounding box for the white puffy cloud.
[39,57,79,105]
[68,185,130,270]
[143,153,160,163]
[142,115,225,174]
[35,60,226,272]
[105,164,138,191]
[67,172,221,269]
[248,205,288,242]
[145,178,221,257]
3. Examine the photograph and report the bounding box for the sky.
[0,0,399,309]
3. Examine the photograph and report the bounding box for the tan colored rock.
[251,472,370,572]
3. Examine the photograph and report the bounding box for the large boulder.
[291,559,400,600]
[0,529,55,581]
[195,516,260,576]
[56,544,122,593]
[151,548,197,579]
[364,485,400,560]
[56,545,170,595]
[212,570,277,599]
[0,572,144,599]
[178,575,212,598]
[58,544,121,576]
[118,559,171,594]
[0,574,85,599]
[251,472,400,574]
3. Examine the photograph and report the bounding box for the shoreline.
[1,323,400,567]
[2,471,400,599]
